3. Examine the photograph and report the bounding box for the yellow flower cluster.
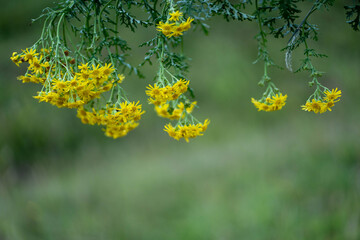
[11,47,142,139]
[164,119,210,142]
[77,101,145,139]
[12,49,50,83]
[156,11,194,38]
[155,101,197,120]
[146,79,189,105]
[12,49,117,108]
[302,88,341,114]
[251,93,287,112]
[146,76,209,142]
[34,63,115,108]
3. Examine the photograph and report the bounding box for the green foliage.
[345,4,360,31]
[29,0,358,79]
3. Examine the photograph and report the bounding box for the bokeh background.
[1,1,360,239]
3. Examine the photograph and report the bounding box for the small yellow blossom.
[324,88,341,102]
[155,103,171,118]
[28,57,48,75]
[156,21,175,37]
[186,101,197,114]
[21,48,38,63]
[118,74,125,83]
[301,99,326,114]
[302,88,341,114]
[180,17,194,31]
[164,120,209,142]
[157,13,193,38]
[251,93,287,112]
[169,11,183,21]
[10,52,22,67]
[169,25,184,37]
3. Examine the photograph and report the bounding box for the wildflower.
[101,63,115,77]
[90,64,102,79]
[164,120,209,142]
[118,74,125,83]
[170,25,184,37]
[251,93,287,112]
[146,84,162,98]
[17,75,31,83]
[155,104,171,118]
[40,48,51,55]
[301,99,326,114]
[173,79,189,94]
[269,93,287,108]
[259,103,271,112]
[169,11,183,21]
[10,52,22,66]
[28,57,48,75]
[156,21,175,37]
[180,17,194,31]
[77,102,144,139]
[198,119,210,132]
[148,97,163,106]
[52,79,68,92]
[164,124,181,140]
[77,69,91,81]
[21,48,38,63]
[186,101,197,114]
[78,63,89,71]
[324,88,341,102]
[157,13,193,38]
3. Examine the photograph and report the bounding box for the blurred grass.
[0,1,360,239]
[1,121,359,239]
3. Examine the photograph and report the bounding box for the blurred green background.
[1,1,360,239]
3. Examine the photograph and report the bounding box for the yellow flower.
[90,64,102,79]
[251,98,261,110]
[101,63,114,77]
[28,56,46,74]
[323,101,335,112]
[164,120,209,142]
[22,48,38,63]
[186,101,197,114]
[155,103,171,118]
[10,52,22,66]
[309,99,323,113]
[164,124,180,140]
[146,83,162,98]
[324,88,341,102]
[180,17,194,31]
[156,21,175,37]
[301,99,327,114]
[198,119,210,132]
[76,69,91,81]
[118,74,125,83]
[17,75,31,83]
[148,97,163,106]
[173,79,189,93]
[259,103,271,112]
[52,79,68,92]
[100,83,113,92]
[169,24,184,37]
[251,93,287,112]
[78,63,89,71]
[169,11,183,21]
[178,125,204,143]
[269,93,287,107]
[40,48,51,55]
